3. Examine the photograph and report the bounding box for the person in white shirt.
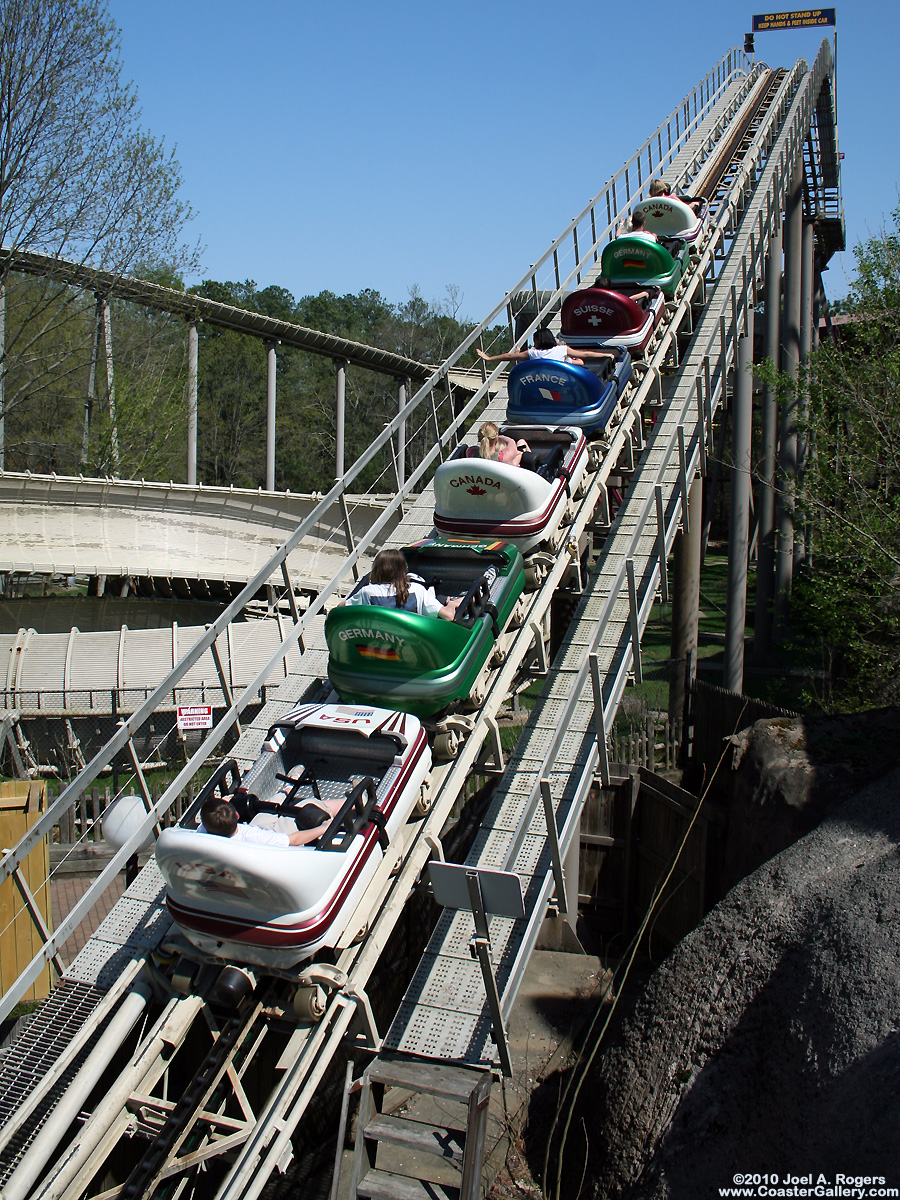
[346,549,461,620]
[477,327,616,368]
[200,796,328,846]
[616,209,659,242]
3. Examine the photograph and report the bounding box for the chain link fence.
[2,686,268,792]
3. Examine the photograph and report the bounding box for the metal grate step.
[349,1056,490,1200]
[0,981,105,1187]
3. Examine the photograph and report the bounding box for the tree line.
[190,280,482,493]
[2,273,483,492]
[762,208,900,711]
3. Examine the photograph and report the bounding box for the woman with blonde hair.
[647,177,702,215]
[477,421,535,468]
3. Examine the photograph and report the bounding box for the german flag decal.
[356,643,401,661]
[623,259,646,270]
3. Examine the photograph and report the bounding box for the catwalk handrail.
[469,49,758,347]
[474,59,767,403]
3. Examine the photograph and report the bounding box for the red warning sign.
[177,705,213,730]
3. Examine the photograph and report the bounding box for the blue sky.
[108,0,897,322]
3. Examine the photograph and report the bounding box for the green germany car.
[325,537,525,719]
[599,234,690,300]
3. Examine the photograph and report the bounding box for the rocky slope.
[557,712,900,1197]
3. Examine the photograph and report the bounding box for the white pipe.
[0,280,5,470]
[0,958,145,1158]
[28,992,204,1200]
[102,299,120,475]
[1,984,152,1200]
[187,321,198,485]
[334,359,346,481]
[266,340,277,491]
[397,378,407,489]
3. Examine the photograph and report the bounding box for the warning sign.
[752,9,836,31]
[177,705,214,731]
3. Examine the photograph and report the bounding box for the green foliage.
[2,275,91,472]
[847,212,900,312]
[780,208,900,709]
[2,272,489,487]
[188,281,486,493]
[100,294,190,480]
[4,266,191,477]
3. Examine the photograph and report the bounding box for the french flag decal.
[539,386,563,402]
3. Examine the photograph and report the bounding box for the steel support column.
[0,281,4,469]
[800,226,814,368]
[724,302,755,693]
[668,476,702,734]
[813,271,827,351]
[187,321,198,486]
[794,218,815,567]
[754,211,782,664]
[335,359,347,482]
[81,296,102,469]
[774,156,804,633]
[397,378,407,489]
[266,340,277,492]
[563,810,582,936]
[101,298,120,475]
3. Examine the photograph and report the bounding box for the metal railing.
[478,50,760,357]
